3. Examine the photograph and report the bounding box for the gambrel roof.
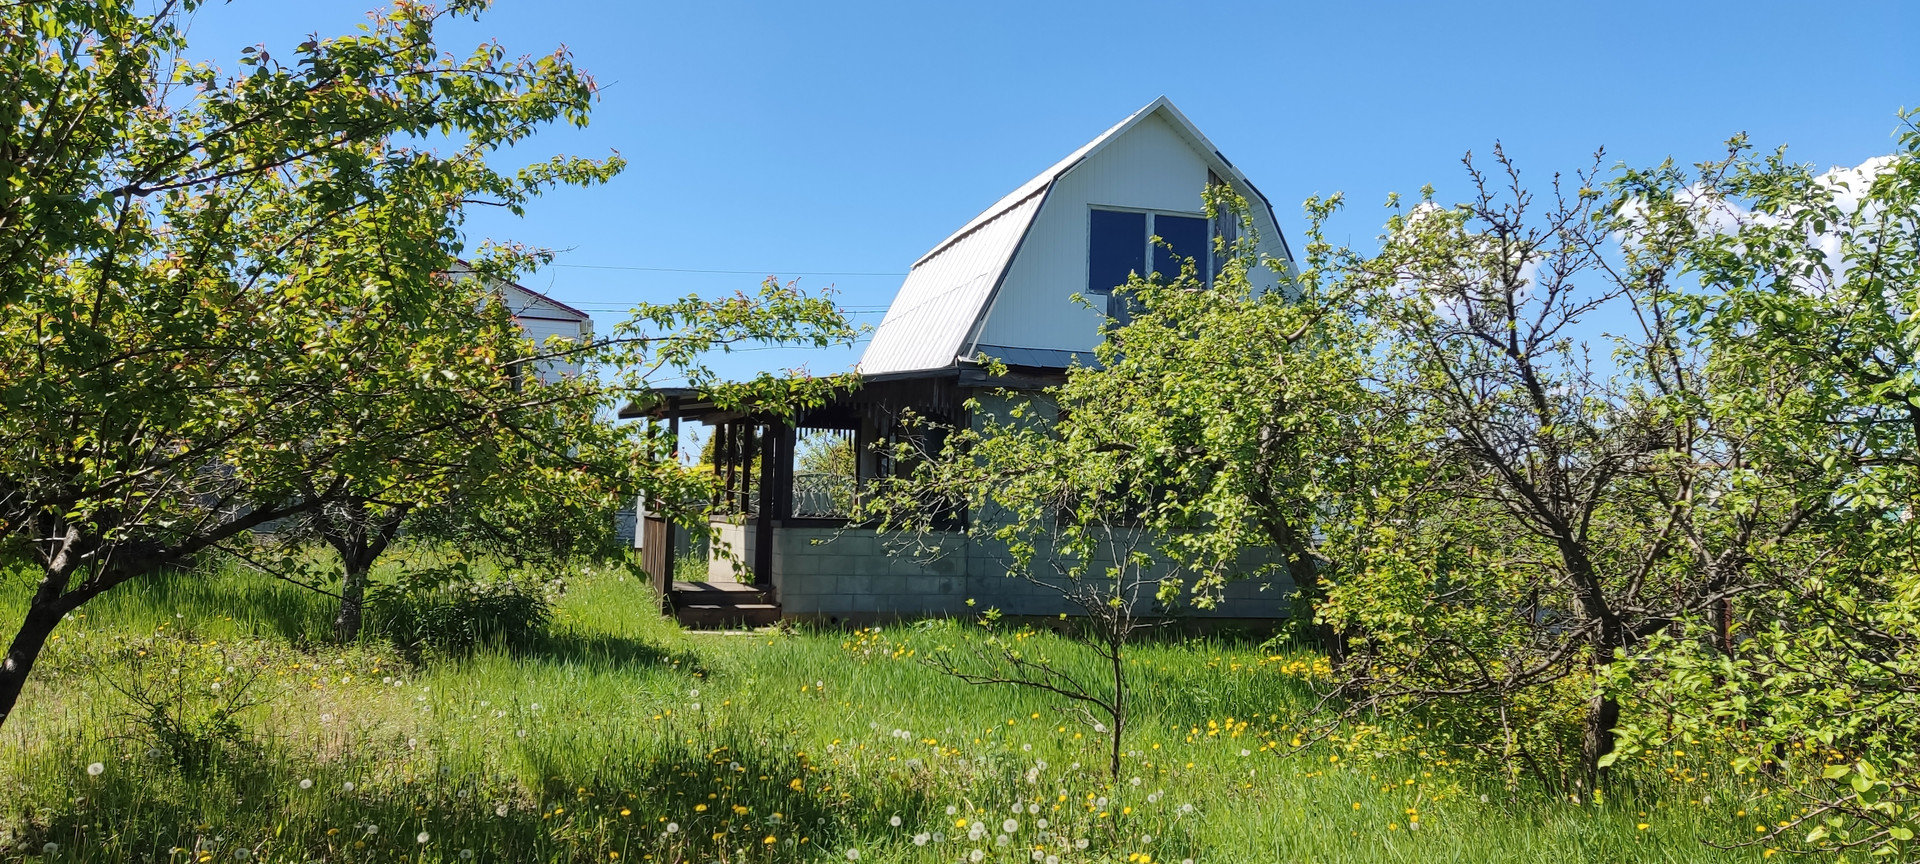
[858,97,1290,378]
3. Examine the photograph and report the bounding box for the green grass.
[0,556,1785,863]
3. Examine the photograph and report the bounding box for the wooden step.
[669,581,779,628]
[671,581,772,604]
[676,602,781,629]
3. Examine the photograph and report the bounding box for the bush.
[97,638,266,775]
[369,561,556,657]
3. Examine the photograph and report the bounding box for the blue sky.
[187,0,1918,380]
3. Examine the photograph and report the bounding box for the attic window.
[1087,208,1215,297]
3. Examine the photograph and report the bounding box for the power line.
[551,263,908,277]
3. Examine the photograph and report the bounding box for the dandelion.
[666,823,680,834]
[234,850,251,861]
[913,833,930,846]
[298,779,313,790]
[933,832,945,843]
[365,825,379,836]
[417,832,431,844]
[1179,803,1194,814]
[947,805,959,816]
[846,850,861,860]
[460,851,475,860]
[1143,834,1153,843]
[1003,819,1019,833]
[890,815,902,827]
[496,803,511,817]
[970,851,985,862]
[996,835,1010,847]
[87,761,105,776]
[690,689,700,698]
[343,781,356,792]
[1076,838,1090,850]
[42,843,58,855]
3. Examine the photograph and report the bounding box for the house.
[450,260,596,384]
[629,97,1296,627]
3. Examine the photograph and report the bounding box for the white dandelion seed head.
[690,703,700,711]
[1240,749,1250,757]
[1094,797,1108,809]
[1002,819,1018,834]
[1032,851,1045,862]
[530,702,541,710]
[1180,803,1194,814]
[86,762,104,776]
[1130,777,1141,786]
[1092,722,1106,733]
[666,822,679,834]
[233,849,251,861]
[42,843,59,855]
[417,832,430,844]
[1142,834,1153,843]
[969,850,985,863]
[946,805,958,816]
[1047,857,1060,864]
[913,833,929,846]
[1076,838,1090,849]
[995,834,1010,847]
[299,778,313,789]
[689,689,699,698]
[495,803,511,817]
[932,832,945,843]
[845,849,860,861]
[1182,859,1195,864]
[889,815,902,827]
[1028,803,1039,814]
[342,781,356,792]
[1037,818,1049,829]
[1022,743,1032,752]
[364,824,378,835]
[460,850,475,860]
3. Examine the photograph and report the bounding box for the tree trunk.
[1109,640,1125,780]
[1581,688,1621,787]
[0,600,66,731]
[334,560,371,643]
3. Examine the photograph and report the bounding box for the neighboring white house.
[629,97,1296,627]
[449,260,595,384]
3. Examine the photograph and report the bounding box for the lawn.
[0,558,1777,863]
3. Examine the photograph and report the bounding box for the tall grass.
[0,556,1777,862]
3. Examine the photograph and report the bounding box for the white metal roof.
[857,97,1288,377]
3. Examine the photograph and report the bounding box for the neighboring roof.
[857,96,1288,378]
[449,259,592,321]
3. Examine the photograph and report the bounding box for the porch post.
[754,420,780,587]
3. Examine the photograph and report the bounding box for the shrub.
[97,638,266,775]
[368,561,556,657]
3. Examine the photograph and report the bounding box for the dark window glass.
[1151,214,1208,283]
[1087,209,1145,295]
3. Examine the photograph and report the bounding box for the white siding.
[972,113,1289,355]
[858,97,1295,375]
[519,316,586,382]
